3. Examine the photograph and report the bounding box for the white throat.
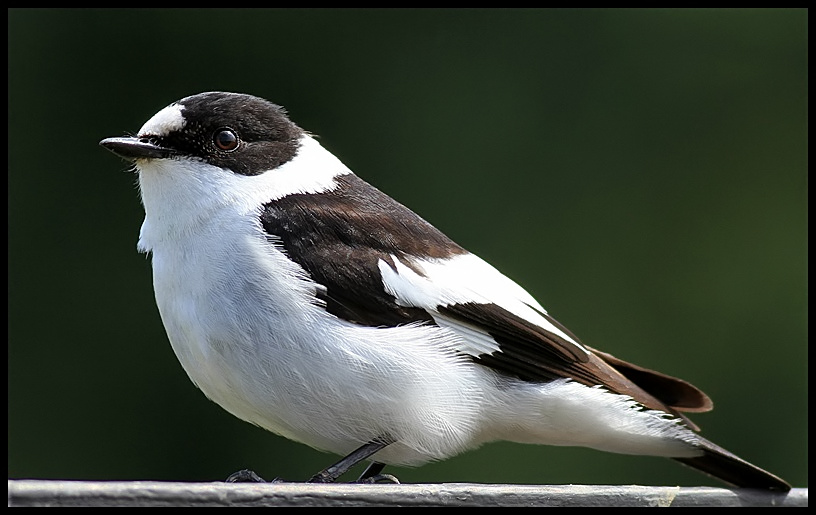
[136,135,352,254]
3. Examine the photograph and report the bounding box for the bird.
[100,91,790,490]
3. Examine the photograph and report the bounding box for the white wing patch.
[377,253,589,360]
[431,310,501,357]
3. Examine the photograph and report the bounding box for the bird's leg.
[308,437,394,483]
[358,461,385,480]
[225,437,397,484]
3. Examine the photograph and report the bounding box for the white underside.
[149,222,701,464]
[135,136,703,466]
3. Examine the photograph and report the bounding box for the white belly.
[143,216,700,466]
[147,221,487,465]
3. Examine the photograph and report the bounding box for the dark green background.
[8,9,807,488]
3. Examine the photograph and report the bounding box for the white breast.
[133,143,489,464]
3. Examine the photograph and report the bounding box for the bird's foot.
[355,473,401,484]
[225,469,285,483]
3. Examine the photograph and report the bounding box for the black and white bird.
[100,91,789,490]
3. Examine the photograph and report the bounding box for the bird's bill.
[99,136,176,160]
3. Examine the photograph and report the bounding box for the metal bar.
[7,480,807,507]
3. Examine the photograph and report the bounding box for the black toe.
[226,469,266,483]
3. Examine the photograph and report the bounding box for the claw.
[225,469,266,483]
[356,473,401,484]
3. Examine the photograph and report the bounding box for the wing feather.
[378,253,590,363]
[378,252,711,419]
[260,174,710,418]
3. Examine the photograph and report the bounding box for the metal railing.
[7,480,808,507]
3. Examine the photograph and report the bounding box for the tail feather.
[674,438,790,491]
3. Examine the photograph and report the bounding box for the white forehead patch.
[138,103,186,137]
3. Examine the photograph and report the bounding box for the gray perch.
[7,480,808,507]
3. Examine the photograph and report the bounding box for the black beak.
[99,136,176,160]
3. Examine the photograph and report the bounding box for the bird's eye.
[213,128,239,151]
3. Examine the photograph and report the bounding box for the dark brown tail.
[674,437,790,491]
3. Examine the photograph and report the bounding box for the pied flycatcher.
[100,91,789,490]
